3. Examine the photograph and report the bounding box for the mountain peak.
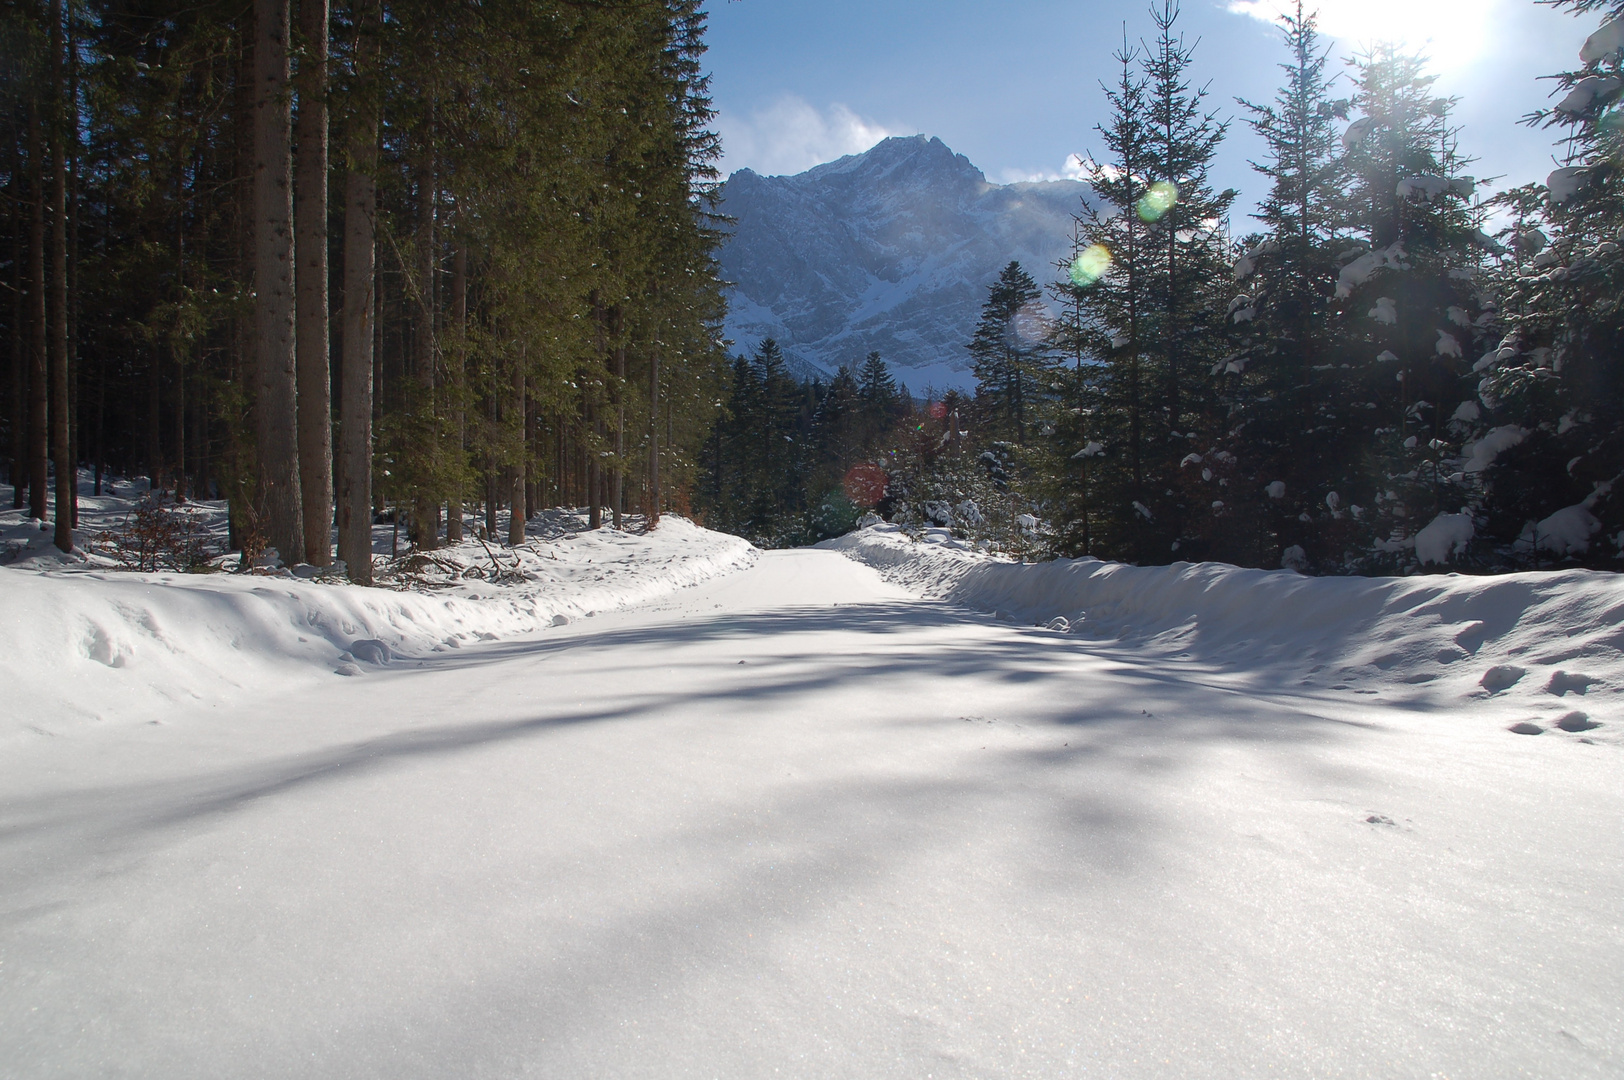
[801,134,986,189]
[718,136,1088,390]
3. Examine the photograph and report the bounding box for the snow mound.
[823,524,1624,706]
[0,512,754,743]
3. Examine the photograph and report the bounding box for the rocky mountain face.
[717,135,1090,392]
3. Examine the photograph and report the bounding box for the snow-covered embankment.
[823,524,1624,719]
[0,515,754,741]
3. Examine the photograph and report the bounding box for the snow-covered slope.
[824,524,1624,731]
[0,511,754,744]
[718,136,1088,391]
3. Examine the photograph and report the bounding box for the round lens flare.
[1069,244,1113,287]
[1136,181,1179,223]
[842,463,887,508]
[928,400,949,420]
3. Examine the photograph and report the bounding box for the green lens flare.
[1136,181,1179,222]
[1069,244,1113,287]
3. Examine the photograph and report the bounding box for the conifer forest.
[4,0,1624,578]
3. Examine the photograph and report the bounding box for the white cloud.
[1226,0,1502,76]
[997,153,1091,185]
[718,96,901,177]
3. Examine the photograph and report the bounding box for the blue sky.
[704,0,1589,216]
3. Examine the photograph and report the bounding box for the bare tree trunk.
[647,338,660,526]
[26,96,48,522]
[336,0,379,584]
[611,307,624,530]
[252,0,304,564]
[66,5,79,526]
[408,117,438,550]
[507,362,525,546]
[446,239,466,542]
[8,163,24,504]
[294,0,332,563]
[49,0,73,549]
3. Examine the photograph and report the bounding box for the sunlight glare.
[1228,0,1495,75]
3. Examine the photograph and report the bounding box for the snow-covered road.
[2,549,1620,1078]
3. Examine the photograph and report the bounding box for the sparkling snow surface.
[1,516,1621,1078]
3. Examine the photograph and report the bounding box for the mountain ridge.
[717,135,1090,391]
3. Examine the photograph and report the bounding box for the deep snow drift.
[824,523,1624,738]
[0,481,753,743]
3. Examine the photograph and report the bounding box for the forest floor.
[1,482,1621,1079]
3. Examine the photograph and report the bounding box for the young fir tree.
[856,351,902,451]
[1138,1,1236,562]
[968,261,1053,449]
[1477,1,1624,567]
[1054,40,1157,561]
[1216,1,1346,567]
[1329,45,1493,573]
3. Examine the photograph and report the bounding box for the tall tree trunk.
[26,96,48,522]
[647,338,660,526]
[50,0,72,550]
[8,167,23,505]
[611,306,624,529]
[336,0,379,584]
[294,0,332,563]
[408,116,437,550]
[446,239,466,542]
[508,360,525,546]
[252,0,305,563]
[66,3,79,526]
[171,171,186,501]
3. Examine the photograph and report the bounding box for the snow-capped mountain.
[717,135,1089,392]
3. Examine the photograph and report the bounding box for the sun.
[1229,0,1495,76]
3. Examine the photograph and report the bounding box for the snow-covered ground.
[1,503,1619,1078]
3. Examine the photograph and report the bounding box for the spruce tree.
[1329,46,1491,573]
[969,261,1053,448]
[1479,1,1624,567]
[1217,1,1346,567]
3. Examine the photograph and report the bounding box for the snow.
[1414,511,1475,565]
[1581,18,1624,64]
[4,496,1623,1077]
[1556,75,1622,116]
[1341,115,1376,148]
[1336,242,1408,298]
[1536,504,1603,556]
[1369,296,1398,324]
[0,488,754,744]
[1548,165,1591,204]
[1462,424,1528,473]
[1436,329,1463,358]
[1395,175,1471,201]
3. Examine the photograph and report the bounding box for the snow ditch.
[0,514,754,742]
[823,524,1624,715]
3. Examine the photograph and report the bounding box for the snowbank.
[822,524,1624,706]
[0,510,754,742]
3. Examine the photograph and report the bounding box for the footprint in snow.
[1546,670,1597,696]
[1555,711,1600,732]
[1364,814,1397,826]
[1480,664,1527,694]
[1508,721,1544,735]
